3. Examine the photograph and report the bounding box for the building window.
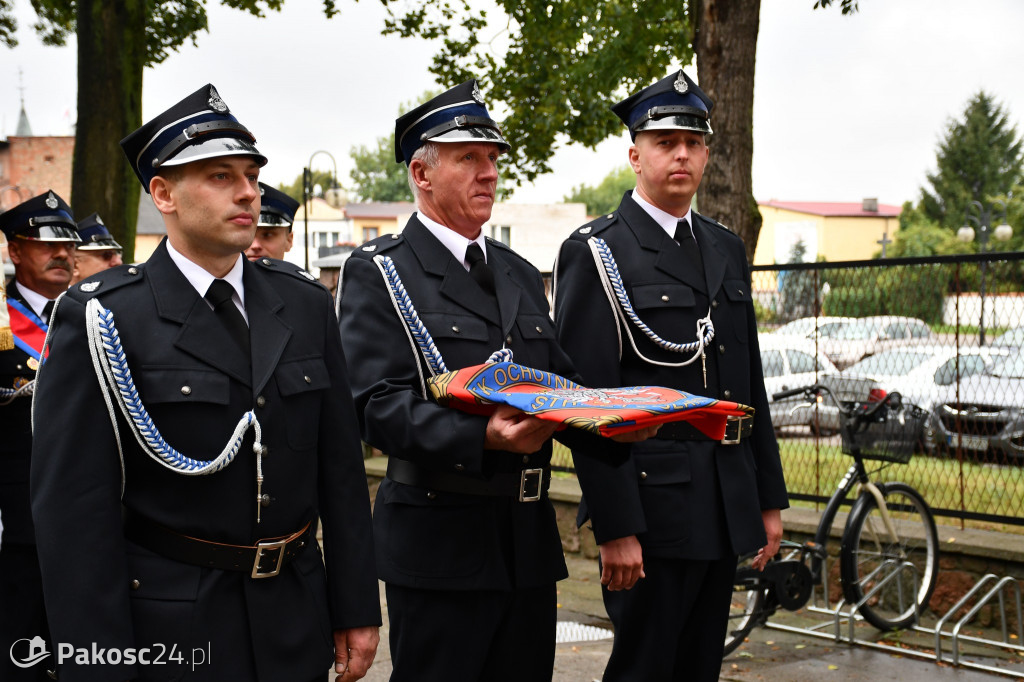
[315,232,340,248]
[492,225,511,245]
[363,226,379,241]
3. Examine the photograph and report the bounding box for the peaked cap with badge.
[612,69,714,140]
[394,79,510,165]
[120,83,268,193]
[0,190,81,243]
[75,213,123,251]
[257,183,300,231]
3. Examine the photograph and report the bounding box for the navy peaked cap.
[612,70,714,141]
[120,83,267,193]
[75,213,122,251]
[0,190,81,243]
[258,183,300,231]
[394,79,510,165]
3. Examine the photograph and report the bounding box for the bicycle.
[723,382,939,656]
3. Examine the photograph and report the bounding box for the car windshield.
[817,321,849,337]
[846,350,933,376]
[832,320,880,340]
[990,352,1024,379]
[993,327,1024,347]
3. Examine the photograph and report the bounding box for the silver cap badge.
[471,82,485,105]
[45,192,58,209]
[208,86,229,114]
[673,72,689,95]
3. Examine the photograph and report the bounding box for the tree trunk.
[72,0,146,262]
[695,0,762,263]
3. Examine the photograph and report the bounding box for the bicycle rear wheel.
[723,556,767,657]
[839,482,938,631]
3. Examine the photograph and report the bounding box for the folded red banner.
[427,361,753,439]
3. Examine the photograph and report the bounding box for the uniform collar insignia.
[80,281,101,292]
[362,245,377,252]
[579,226,592,234]
[297,269,316,281]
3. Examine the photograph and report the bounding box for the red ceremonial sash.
[428,361,753,439]
[7,299,48,361]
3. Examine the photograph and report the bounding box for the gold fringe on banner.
[0,233,12,351]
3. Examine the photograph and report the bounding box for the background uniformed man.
[71,212,124,284]
[338,80,650,682]
[554,70,789,681]
[0,190,79,681]
[245,182,299,262]
[31,84,380,681]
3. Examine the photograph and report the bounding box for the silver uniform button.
[454,463,465,472]
[303,375,311,384]
[522,455,530,464]
[506,335,513,344]
[262,258,272,266]
[180,385,192,396]
[128,267,139,275]
[259,494,272,507]
[719,344,725,354]
[452,326,460,333]
[712,299,719,308]
[261,445,270,457]
[661,295,670,302]
[639,471,648,480]
[535,326,543,334]
[723,389,732,399]
[256,395,266,408]
[131,579,141,590]
[426,491,437,500]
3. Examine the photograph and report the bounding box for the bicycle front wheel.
[723,556,767,657]
[839,482,938,631]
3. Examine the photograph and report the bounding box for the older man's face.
[417,142,500,239]
[9,238,75,297]
[73,248,124,283]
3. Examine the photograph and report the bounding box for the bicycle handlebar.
[771,383,903,421]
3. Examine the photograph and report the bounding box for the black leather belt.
[386,458,550,502]
[124,511,313,579]
[654,414,753,445]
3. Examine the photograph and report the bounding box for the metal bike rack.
[763,565,1024,678]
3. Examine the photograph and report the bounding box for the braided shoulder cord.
[588,237,714,368]
[84,298,263,482]
[374,254,512,385]
[0,382,33,405]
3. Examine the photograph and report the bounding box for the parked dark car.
[926,351,1024,461]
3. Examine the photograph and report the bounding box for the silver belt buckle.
[721,414,748,445]
[251,539,287,579]
[519,468,544,502]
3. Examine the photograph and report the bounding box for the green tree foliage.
[778,239,818,321]
[276,169,340,203]
[887,202,962,258]
[349,135,413,202]
[919,91,1024,229]
[563,165,634,216]
[0,0,339,260]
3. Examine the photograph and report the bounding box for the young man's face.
[413,142,500,239]
[629,129,709,216]
[245,226,293,261]
[9,239,75,297]
[154,155,262,260]
[73,248,123,283]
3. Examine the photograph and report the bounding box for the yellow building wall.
[753,206,900,266]
[352,217,402,242]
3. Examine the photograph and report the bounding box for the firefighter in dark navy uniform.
[245,182,299,262]
[338,80,654,682]
[71,213,124,284]
[31,84,380,682]
[554,70,789,681]
[0,190,79,681]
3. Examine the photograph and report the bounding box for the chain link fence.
[553,252,1024,529]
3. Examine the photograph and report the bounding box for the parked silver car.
[772,316,855,340]
[759,334,841,436]
[926,351,1024,461]
[821,315,935,370]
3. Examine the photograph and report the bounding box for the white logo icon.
[10,636,50,668]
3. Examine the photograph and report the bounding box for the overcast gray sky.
[3,0,1024,208]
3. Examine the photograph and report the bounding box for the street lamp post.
[302,150,340,271]
[957,200,1013,345]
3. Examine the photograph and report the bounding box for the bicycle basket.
[840,403,928,463]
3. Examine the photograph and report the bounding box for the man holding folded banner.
[338,80,655,682]
[554,70,789,680]
[0,189,79,681]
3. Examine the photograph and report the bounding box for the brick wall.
[4,136,75,205]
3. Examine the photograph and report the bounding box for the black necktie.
[41,300,55,325]
[205,279,250,356]
[465,243,496,296]
[674,218,705,278]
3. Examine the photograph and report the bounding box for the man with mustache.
[71,213,124,285]
[554,70,788,681]
[31,84,380,681]
[0,189,80,681]
[338,81,653,682]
